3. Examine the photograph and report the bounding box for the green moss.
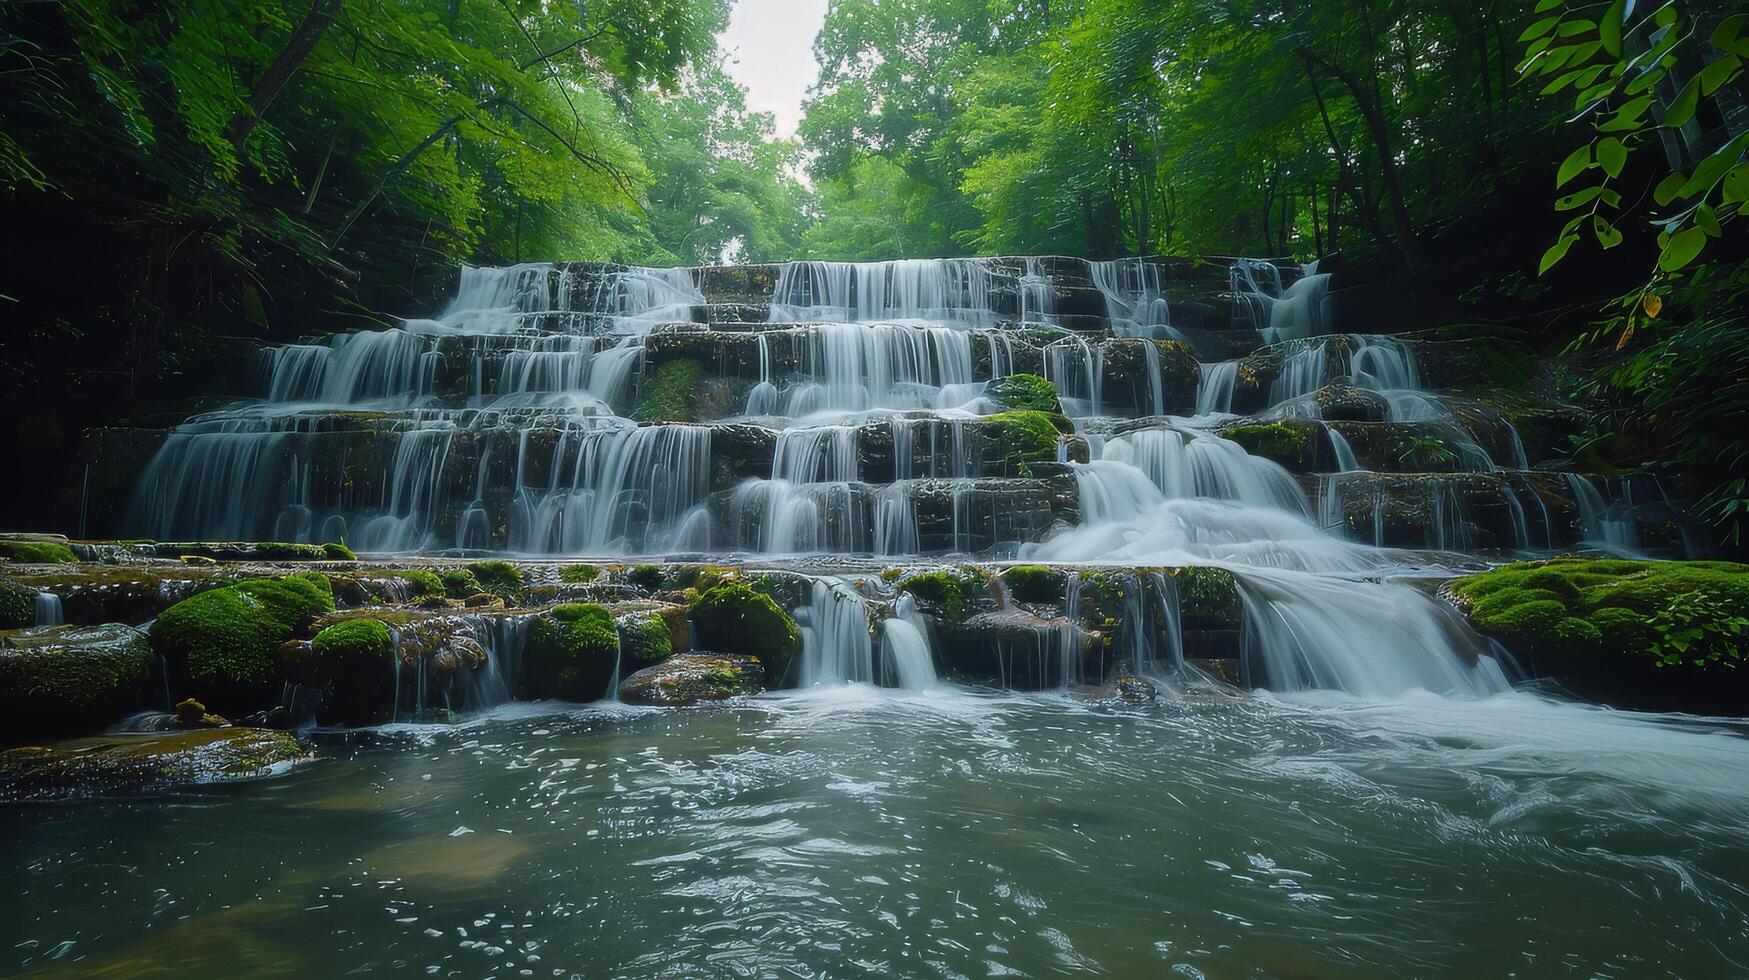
[1001,565,1064,605]
[618,612,674,666]
[897,568,986,623]
[467,560,524,602]
[0,624,155,737]
[981,410,1062,467]
[628,564,665,593]
[523,603,619,700]
[323,541,358,561]
[0,577,35,629]
[689,582,802,669]
[150,573,335,714]
[1222,420,1317,468]
[1451,558,1749,668]
[989,373,1062,415]
[310,619,396,721]
[667,565,733,592]
[392,569,446,601]
[638,358,702,422]
[0,541,78,563]
[439,568,483,598]
[559,564,602,584]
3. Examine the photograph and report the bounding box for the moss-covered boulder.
[467,560,525,603]
[896,568,988,623]
[438,568,483,599]
[627,564,666,593]
[1000,564,1066,606]
[523,603,620,700]
[1448,558,1749,711]
[388,569,446,603]
[310,619,396,723]
[1313,380,1390,422]
[617,611,676,666]
[1220,419,1320,471]
[150,572,334,715]
[0,577,36,629]
[689,582,802,672]
[0,624,155,737]
[0,539,78,563]
[559,564,602,584]
[0,727,310,800]
[989,373,1062,415]
[979,410,1066,469]
[618,653,764,706]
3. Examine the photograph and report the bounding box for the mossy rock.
[639,358,702,422]
[310,619,396,723]
[0,577,35,629]
[559,564,602,584]
[0,540,78,563]
[523,603,619,701]
[1000,564,1065,605]
[1220,420,1318,470]
[897,568,987,623]
[617,611,676,666]
[390,569,446,602]
[667,564,735,592]
[439,568,483,599]
[628,564,666,593]
[989,373,1062,415]
[1172,567,1241,631]
[467,560,524,602]
[150,572,335,715]
[689,583,801,671]
[618,653,764,706]
[979,410,1062,467]
[1449,558,1749,710]
[323,541,358,561]
[0,727,310,801]
[0,624,155,737]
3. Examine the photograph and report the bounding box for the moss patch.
[689,582,801,670]
[639,358,702,422]
[150,572,335,714]
[1450,558,1749,669]
[391,569,446,601]
[322,541,358,561]
[0,577,35,629]
[310,618,396,722]
[1172,566,1241,631]
[981,410,1062,468]
[628,564,665,593]
[897,568,987,623]
[439,568,483,599]
[559,564,602,584]
[0,540,78,563]
[1221,420,1318,469]
[0,624,155,737]
[1001,565,1065,605]
[617,612,675,666]
[523,603,619,700]
[989,373,1062,415]
[467,560,524,602]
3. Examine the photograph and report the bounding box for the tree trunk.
[225,0,343,154]
[1304,50,1427,272]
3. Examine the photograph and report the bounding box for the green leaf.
[1699,54,1741,96]
[1556,185,1603,210]
[1723,163,1749,204]
[1594,215,1623,248]
[1521,16,1562,41]
[1659,226,1707,272]
[1596,95,1653,132]
[1696,204,1722,237]
[1601,0,1626,56]
[1540,235,1577,274]
[1596,137,1627,177]
[1711,13,1747,50]
[1535,0,1563,10]
[1664,75,1701,128]
[1557,144,1592,187]
[1654,170,1688,205]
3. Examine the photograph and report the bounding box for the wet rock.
[0,727,310,800]
[933,609,1101,689]
[618,653,765,705]
[688,583,801,675]
[172,697,229,729]
[1218,419,1321,471]
[150,571,335,716]
[1313,379,1390,422]
[523,603,620,700]
[0,577,34,629]
[0,623,155,738]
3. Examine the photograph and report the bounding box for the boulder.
[0,623,155,738]
[0,727,310,800]
[1313,379,1390,422]
[618,653,764,706]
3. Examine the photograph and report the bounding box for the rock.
[310,618,397,723]
[0,623,155,738]
[895,567,990,622]
[0,577,35,629]
[1219,419,1321,471]
[0,537,78,563]
[618,653,764,706]
[462,592,505,608]
[688,583,802,674]
[150,572,335,716]
[1313,379,1390,422]
[172,697,229,729]
[0,727,310,800]
[933,609,1101,688]
[523,603,620,700]
[1445,557,1749,713]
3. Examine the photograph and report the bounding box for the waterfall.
[880,595,938,689]
[797,579,875,686]
[1196,361,1238,415]
[767,259,997,325]
[1091,257,1176,338]
[34,592,63,628]
[1231,258,1332,342]
[1566,474,1642,555]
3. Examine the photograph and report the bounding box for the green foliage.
[1223,420,1316,468]
[638,359,701,423]
[439,568,484,599]
[0,541,78,563]
[1001,565,1065,605]
[1452,558,1749,668]
[1398,435,1459,468]
[322,541,357,561]
[1524,4,1747,287]
[559,564,602,584]
[688,582,801,668]
[392,570,446,601]
[628,564,666,593]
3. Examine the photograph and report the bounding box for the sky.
[719,0,831,140]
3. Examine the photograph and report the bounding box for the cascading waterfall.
[34,592,63,628]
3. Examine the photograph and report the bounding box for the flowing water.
[31,254,1739,973]
[5,690,1748,976]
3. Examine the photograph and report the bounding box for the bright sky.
[720,0,831,140]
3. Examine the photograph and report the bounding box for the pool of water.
[6,686,1749,977]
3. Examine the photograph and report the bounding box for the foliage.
[989,374,1062,415]
[628,564,666,592]
[1523,4,1747,294]
[981,411,1061,470]
[466,559,524,602]
[559,564,602,584]
[638,359,701,422]
[1451,557,1749,668]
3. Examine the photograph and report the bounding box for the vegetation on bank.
[1451,558,1749,670]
